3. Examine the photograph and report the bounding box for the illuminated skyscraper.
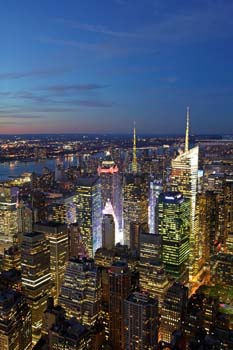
[208,175,233,251]
[49,195,76,225]
[0,185,19,253]
[171,110,199,280]
[160,282,188,343]
[98,152,122,232]
[49,318,92,350]
[195,191,217,268]
[223,176,233,248]
[59,257,101,327]
[17,200,32,244]
[148,178,163,234]
[139,232,170,310]
[0,290,32,350]
[129,222,147,251]
[69,223,84,258]
[123,174,148,247]
[102,213,115,249]
[34,222,69,303]
[75,177,102,257]
[21,231,51,344]
[109,261,131,350]
[158,192,190,282]
[2,245,21,271]
[124,292,159,349]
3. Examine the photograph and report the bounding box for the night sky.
[1,0,233,134]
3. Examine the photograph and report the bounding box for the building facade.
[21,231,51,344]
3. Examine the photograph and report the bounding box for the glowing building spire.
[185,106,190,153]
[132,121,137,173]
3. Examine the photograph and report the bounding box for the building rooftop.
[126,292,158,306]
[51,317,88,340]
[76,176,98,187]
[159,192,184,204]
[0,289,23,312]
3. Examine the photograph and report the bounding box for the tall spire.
[132,121,137,173]
[185,106,190,153]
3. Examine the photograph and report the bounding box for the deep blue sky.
[0,0,233,134]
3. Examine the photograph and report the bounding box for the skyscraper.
[74,177,102,257]
[109,261,131,350]
[158,192,190,282]
[49,318,93,350]
[195,191,215,267]
[170,109,199,280]
[124,292,159,349]
[98,152,122,233]
[0,185,19,253]
[2,245,21,271]
[48,194,76,225]
[17,200,33,244]
[69,223,84,258]
[59,257,101,327]
[148,178,163,234]
[123,174,148,247]
[102,213,115,249]
[21,231,51,344]
[139,232,170,310]
[203,174,233,254]
[34,222,69,303]
[160,282,188,343]
[0,290,32,350]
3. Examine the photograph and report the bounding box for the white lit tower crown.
[170,107,199,281]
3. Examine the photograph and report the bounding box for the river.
[0,155,78,181]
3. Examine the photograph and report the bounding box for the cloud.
[47,83,109,94]
[38,36,140,57]
[114,0,128,4]
[70,100,113,108]
[49,2,233,57]
[137,2,233,43]
[0,67,72,80]
[0,107,77,114]
[0,92,12,96]
[53,18,142,39]
[163,76,178,84]
[1,83,112,110]
[0,115,43,119]
[0,121,25,125]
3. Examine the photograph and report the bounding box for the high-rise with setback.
[124,291,159,349]
[34,222,69,303]
[109,261,131,350]
[123,174,148,247]
[158,192,190,282]
[0,290,32,350]
[21,231,51,344]
[59,257,101,327]
[170,107,199,281]
[75,177,102,257]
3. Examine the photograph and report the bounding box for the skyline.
[1,0,233,134]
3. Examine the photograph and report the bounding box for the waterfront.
[0,155,78,180]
